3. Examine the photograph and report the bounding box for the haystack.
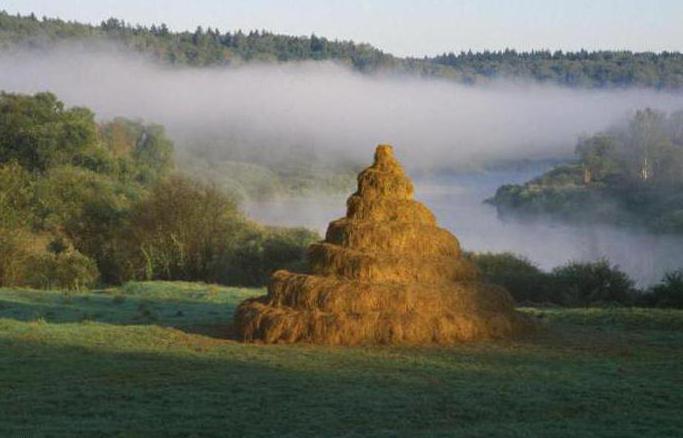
[235,145,530,344]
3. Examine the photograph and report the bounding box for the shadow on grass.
[0,290,246,339]
[1,329,682,437]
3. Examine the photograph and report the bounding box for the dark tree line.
[431,49,683,88]
[2,11,683,88]
[0,12,393,71]
[472,252,683,309]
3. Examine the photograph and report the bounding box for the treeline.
[431,50,683,88]
[491,109,683,232]
[0,12,392,71]
[2,11,683,88]
[0,92,317,290]
[472,253,683,309]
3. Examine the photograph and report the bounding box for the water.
[245,169,683,286]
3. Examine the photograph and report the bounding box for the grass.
[1,282,682,437]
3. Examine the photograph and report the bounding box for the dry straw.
[235,144,531,344]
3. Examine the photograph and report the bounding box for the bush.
[126,175,246,282]
[469,252,552,304]
[472,253,639,307]
[23,251,99,290]
[215,226,319,286]
[125,175,319,286]
[0,228,33,287]
[262,227,319,275]
[550,259,635,306]
[640,271,683,308]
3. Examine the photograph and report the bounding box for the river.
[245,169,683,286]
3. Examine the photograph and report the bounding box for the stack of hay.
[235,145,530,344]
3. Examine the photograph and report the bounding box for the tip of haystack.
[374,144,395,165]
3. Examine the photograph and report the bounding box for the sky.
[2,0,682,56]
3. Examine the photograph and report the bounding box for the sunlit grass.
[1,282,682,436]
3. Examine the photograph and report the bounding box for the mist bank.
[246,169,683,287]
[1,46,683,171]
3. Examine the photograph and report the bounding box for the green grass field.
[1,282,682,437]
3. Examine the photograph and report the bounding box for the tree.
[575,134,621,184]
[127,176,246,281]
[622,109,671,182]
[551,260,635,306]
[0,92,98,172]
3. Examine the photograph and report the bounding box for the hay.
[325,218,460,255]
[346,196,436,224]
[307,243,477,282]
[235,144,532,344]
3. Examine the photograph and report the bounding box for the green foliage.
[127,175,246,282]
[575,134,621,183]
[0,227,33,287]
[2,12,683,88]
[0,12,392,72]
[0,92,98,172]
[490,109,683,232]
[469,252,550,304]
[472,253,645,307]
[0,93,170,288]
[0,91,318,289]
[432,49,683,89]
[0,227,98,291]
[0,161,35,229]
[216,226,319,286]
[23,251,99,290]
[550,259,636,306]
[99,118,175,184]
[126,176,319,286]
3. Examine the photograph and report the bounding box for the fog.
[1,45,683,169]
[246,170,683,287]
[2,45,683,284]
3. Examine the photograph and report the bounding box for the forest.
[491,109,683,233]
[2,11,683,88]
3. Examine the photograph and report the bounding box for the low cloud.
[1,45,682,169]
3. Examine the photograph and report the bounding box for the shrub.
[469,252,552,304]
[0,92,98,172]
[641,271,683,308]
[127,175,247,282]
[550,259,635,306]
[0,162,36,229]
[0,227,32,287]
[262,227,319,275]
[35,165,142,284]
[125,175,318,286]
[214,226,319,286]
[24,251,99,290]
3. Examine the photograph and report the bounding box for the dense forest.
[0,92,317,290]
[2,11,683,88]
[490,109,683,232]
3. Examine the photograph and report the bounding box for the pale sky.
[2,0,682,56]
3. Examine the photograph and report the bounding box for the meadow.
[1,282,682,436]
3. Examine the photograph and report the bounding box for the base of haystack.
[235,271,532,345]
[236,299,530,345]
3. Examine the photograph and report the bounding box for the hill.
[2,11,683,89]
